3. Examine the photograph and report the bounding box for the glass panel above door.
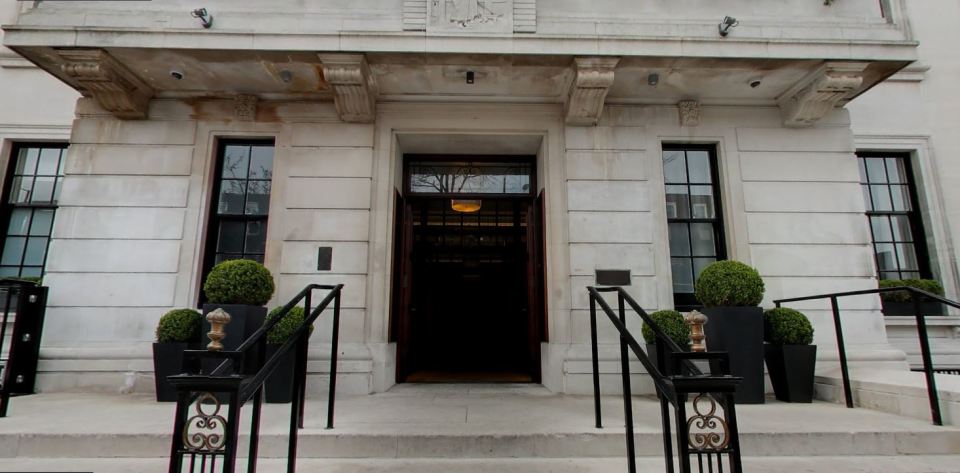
[408,161,532,195]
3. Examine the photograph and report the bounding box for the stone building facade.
[0,0,955,395]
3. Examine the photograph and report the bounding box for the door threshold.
[405,370,534,383]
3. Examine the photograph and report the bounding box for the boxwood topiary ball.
[641,310,690,347]
[763,307,814,345]
[879,278,944,302]
[265,306,313,345]
[694,260,765,307]
[203,259,275,306]
[156,308,203,343]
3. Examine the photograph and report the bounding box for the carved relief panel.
[430,0,512,33]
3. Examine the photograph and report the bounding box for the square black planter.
[764,344,817,403]
[881,300,944,316]
[153,342,196,402]
[265,345,296,404]
[202,304,267,374]
[702,306,765,404]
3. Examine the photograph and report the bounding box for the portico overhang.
[3,33,915,126]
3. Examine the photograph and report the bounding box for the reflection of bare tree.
[411,166,487,193]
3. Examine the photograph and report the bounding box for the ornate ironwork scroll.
[686,393,730,451]
[183,392,227,453]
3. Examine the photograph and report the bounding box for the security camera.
[748,77,762,88]
[718,16,739,37]
[170,70,184,80]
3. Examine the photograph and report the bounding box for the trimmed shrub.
[763,307,814,345]
[156,308,203,343]
[878,278,944,302]
[265,306,313,345]
[694,260,765,307]
[642,310,690,347]
[203,259,275,306]
[16,277,42,285]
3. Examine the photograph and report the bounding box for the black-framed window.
[202,140,274,281]
[663,144,726,309]
[0,143,67,278]
[858,152,930,280]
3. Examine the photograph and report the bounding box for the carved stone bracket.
[318,54,377,124]
[565,57,620,126]
[57,49,154,119]
[678,100,702,127]
[235,95,258,122]
[778,62,868,128]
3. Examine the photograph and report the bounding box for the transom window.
[407,160,532,196]
[663,145,726,309]
[0,143,67,278]
[858,153,929,280]
[202,140,274,275]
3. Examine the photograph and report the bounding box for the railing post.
[167,391,189,473]
[247,338,267,473]
[660,396,675,473]
[674,400,691,473]
[617,291,637,473]
[222,391,242,473]
[913,291,943,426]
[588,289,602,429]
[326,289,341,430]
[287,338,303,473]
[830,296,854,408]
[724,392,744,473]
[0,286,16,418]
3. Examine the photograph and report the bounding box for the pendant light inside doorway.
[451,199,481,213]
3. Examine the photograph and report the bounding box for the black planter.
[202,304,267,373]
[702,306,765,404]
[764,344,817,403]
[153,342,189,402]
[265,345,296,403]
[881,300,944,316]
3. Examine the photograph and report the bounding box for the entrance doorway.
[392,156,546,383]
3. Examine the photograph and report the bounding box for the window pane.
[245,220,266,254]
[686,151,712,183]
[222,145,250,179]
[875,243,897,271]
[665,185,690,219]
[245,181,271,216]
[886,157,907,184]
[693,257,716,284]
[690,223,716,257]
[218,180,247,215]
[890,215,913,242]
[29,209,54,236]
[890,185,911,211]
[857,159,867,183]
[0,267,18,277]
[31,177,55,203]
[37,148,61,175]
[896,243,919,271]
[663,151,687,183]
[20,266,41,278]
[23,237,47,266]
[248,146,274,179]
[7,209,31,236]
[865,157,887,183]
[409,162,531,194]
[217,221,245,254]
[870,216,892,242]
[901,271,921,280]
[861,185,872,211]
[671,258,694,294]
[879,271,900,281]
[16,148,39,175]
[668,223,690,256]
[52,177,63,202]
[1,237,25,266]
[870,185,892,211]
[9,176,33,204]
[689,186,716,219]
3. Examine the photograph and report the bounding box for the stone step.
[1,389,958,460]
[1,456,959,473]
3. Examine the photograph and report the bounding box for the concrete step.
[1,388,958,459]
[2,456,960,473]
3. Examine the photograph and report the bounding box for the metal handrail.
[168,283,344,473]
[774,285,957,426]
[588,286,743,473]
